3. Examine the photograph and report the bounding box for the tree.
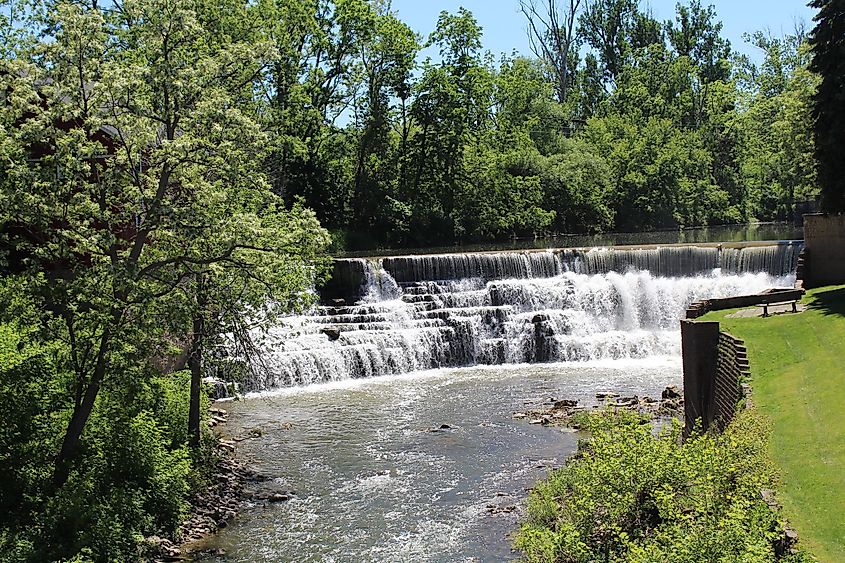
[520,0,582,106]
[809,0,845,212]
[0,0,330,486]
[740,31,818,219]
[403,8,494,244]
[348,2,418,235]
[578,0,637,85]
[666,0,731,83]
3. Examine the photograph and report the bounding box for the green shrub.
[515,409,811,562]
[0,316,207,562]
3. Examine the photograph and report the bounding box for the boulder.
[553,399,578,408]
[321,327,342,341]
[662,385,682,400]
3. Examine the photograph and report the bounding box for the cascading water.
[245,243,800,390]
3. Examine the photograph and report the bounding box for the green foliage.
[809,0,845,212]
[0,1,331,559]
[739,33,819,219]
[0,303,200,562]
[516,409,811,563]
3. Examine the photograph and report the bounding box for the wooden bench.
[759,289,803,317]
[762,300,798,317]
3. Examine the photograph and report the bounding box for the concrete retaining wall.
[319,259,366,305]
[685,289,803,319]
[804,214,845,287]
[681,320,750,434]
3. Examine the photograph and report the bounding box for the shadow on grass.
[807,287,845,317]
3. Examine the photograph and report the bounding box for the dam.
[244,242,801,390]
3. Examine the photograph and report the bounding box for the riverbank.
[515,407,806,562]
[703,285,845,561]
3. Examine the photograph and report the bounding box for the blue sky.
[390,0,816,64]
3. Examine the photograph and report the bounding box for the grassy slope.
[703,285,845,562]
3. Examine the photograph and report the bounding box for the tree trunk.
[188,276,207,447]
[53,307,122,488]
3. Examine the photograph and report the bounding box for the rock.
[321,327,341,341]
[553,399,578,408]
[438,424,452,429]
[512,412,528,419]
[531,313,550,323]
[662,385,682,400]
[269,493,290,502]
[331,298,346,306]
[760,488,779,508]
[203,377,233,400]
[596,391,620,399]
[219,440,235,452]
[528,419,544,425]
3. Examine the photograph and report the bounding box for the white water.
[244,250,795,390]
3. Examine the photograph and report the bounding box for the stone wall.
[318,259,366,305]
[713,332,749,431]
[681,320,750,434]
[804,213,845,287]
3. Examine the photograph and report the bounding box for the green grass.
[703,285,845,562]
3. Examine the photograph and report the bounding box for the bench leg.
[792,301,797,313]
[763,305,769,317]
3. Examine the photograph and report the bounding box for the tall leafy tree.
[809,0,845,212]
[404,8,493,243]
[349,2,418,236]
[578,0,637,85]
[740,31,819,219]
[0,0,330,485]
[666,0,731,83]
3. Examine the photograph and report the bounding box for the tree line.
[250,0,820,250]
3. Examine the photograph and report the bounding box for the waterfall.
[378,242,802,283]
[245,243,799,390]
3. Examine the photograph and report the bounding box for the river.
[202,359,680,562]
[199,242,798,561]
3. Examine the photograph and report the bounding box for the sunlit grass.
[704,285,845,562]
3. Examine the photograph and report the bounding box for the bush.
[515,409,811,562]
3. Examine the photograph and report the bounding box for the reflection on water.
[202,359,681,562]
[339,222,803,258]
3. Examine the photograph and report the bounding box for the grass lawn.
[703,285,845,562]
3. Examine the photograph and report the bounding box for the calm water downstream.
[203,359,681,562]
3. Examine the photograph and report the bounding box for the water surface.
[204,359,681,562]
[338,222,803,258]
